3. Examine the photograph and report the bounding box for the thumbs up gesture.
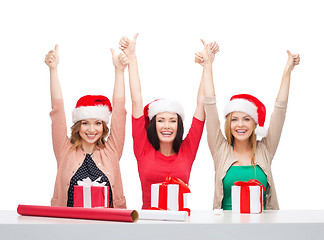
[110,48,129,71]
[44,45,59,69]
[286,50,300,71]
[195,39,219,66]
[45,44,59,69]
[119,33,139,57]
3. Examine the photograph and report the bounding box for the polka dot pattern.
[67,153,113,207]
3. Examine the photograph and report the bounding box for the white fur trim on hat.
[255,126,268,138]
[72,105,111,123]
[148,99,185,120]
[223,99,258,124]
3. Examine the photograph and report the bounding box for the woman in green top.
[195,41,300,210]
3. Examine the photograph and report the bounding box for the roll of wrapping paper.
[17,205,138,222]
[138,210,188,221]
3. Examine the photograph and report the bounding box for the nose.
[237,119,244,127]
[89,123,95,132]
[164,122,170,129]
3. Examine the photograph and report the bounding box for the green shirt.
[222,165,268,210]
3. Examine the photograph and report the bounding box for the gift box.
[74,177,109,208]
[231,179,266,214]
[151,175,190,215]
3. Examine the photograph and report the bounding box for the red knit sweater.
[132,115,205,209]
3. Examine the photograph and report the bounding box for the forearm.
[128,55,143,117]
[193,70,205,121]
[50,68,63,100]
[276,65,292,102]
[203,63,215,97]
[112,68,125,99]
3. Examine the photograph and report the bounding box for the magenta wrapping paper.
[17,205,138,222]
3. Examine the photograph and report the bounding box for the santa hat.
[144,99,185,121]
[223,94,267,137]
[72,95,112,124]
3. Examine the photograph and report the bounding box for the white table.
[1,210,324,240]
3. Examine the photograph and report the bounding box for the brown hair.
[70,121,109,151]
[224,112,257,165]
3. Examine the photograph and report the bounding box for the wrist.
[284,65,293,74]
[115,67,125,73]
[128,54,137,61]
[203,63,212,70]
[49,66,58,72]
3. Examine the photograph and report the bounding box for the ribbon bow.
[234,179,266,192]
[234,179,266,213]
[77,176,106,187]
[162,174,191,193]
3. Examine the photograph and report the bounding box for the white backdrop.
[1,0,323,210]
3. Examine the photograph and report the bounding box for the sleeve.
[106,98,127,160]
[49,99,70,166]
[259,100,288,163]
[204,96,227,158]
[180,117,205,160]
[132,115,150,160]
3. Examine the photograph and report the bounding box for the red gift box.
[151,175,191,215]
[74,185,109,208]
[231,179,266,214]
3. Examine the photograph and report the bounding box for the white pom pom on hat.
[72,95,112,124]
[144,99,185,121]
[223,94,267,137]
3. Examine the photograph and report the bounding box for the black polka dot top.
[67,153,113,207]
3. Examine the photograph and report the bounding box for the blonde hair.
[70,121,109,151]
[224,112,257,165]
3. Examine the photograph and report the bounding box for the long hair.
[224,112,257,165]
[70,121,109,151]
[147,114,184,153]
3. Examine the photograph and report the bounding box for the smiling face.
[79,119,104,147]
[155,112,178,143]
[230,111,256,142]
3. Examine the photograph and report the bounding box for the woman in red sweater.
[119,34,218,209]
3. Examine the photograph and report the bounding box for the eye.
[157,119,163,123]
[231,118,237,122]
[82,121,88,125]
[96,121,102,125]
[171,120,177,123]
[244,118,250,121]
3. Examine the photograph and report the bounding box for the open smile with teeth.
[236,129,247,134]
[86,133,97,139]
[161,131,173,136]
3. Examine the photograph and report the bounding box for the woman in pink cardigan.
[45,45,128,208]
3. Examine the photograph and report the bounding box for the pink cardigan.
[50,98,127,208]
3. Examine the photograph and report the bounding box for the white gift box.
[151,183,189,211]
[232,185,263,214]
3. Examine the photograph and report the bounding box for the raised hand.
[110,48,129,71]
[119,33,139,57]
[195,40,219,66]
[286,50,300,71]
[277,50,300,102]
[45,45,59,69]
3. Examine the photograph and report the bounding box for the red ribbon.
[234,179,266,213]
[153,174,191,215]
